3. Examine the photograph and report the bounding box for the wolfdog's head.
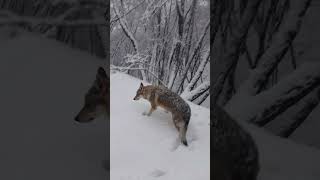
[75,67,109,123]
[133,82,146,100]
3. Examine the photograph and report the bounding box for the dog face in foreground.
[75,67,109,123]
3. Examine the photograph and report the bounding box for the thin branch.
[110,0,146,24]
[0,10,107,26]
[289,43,297,69]
[111,66,166,86]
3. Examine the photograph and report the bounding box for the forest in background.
[211,0,320,147]
[2,0,320,148]
[0,0,108,59]
[111,0,210,106]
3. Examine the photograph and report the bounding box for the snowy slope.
[290,104,320,148]
[0,30,108,179]
[110,72,210,180]
[241,122,320,180]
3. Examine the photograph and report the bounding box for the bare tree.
[212,0,315,137]
[111,0,210,105]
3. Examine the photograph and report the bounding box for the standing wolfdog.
[133,83,191,146]
[213,105,259,180]
[75,67,109,122]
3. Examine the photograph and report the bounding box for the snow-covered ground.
[240,121,320,180]
[110,72,210,180]
[0,29,108,179]
[2,23,320,180]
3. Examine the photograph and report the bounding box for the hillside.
[110,72,210,180]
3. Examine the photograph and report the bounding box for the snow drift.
[110,72,210,180]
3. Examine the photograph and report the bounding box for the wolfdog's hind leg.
[177,122,188,146]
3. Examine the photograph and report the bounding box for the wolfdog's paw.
[142,112,150,116]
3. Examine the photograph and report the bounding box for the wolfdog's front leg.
[143,102,157,116]
[143,106,156,116]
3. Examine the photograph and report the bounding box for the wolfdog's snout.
[133,95,138,100]
[74,114,94,123]
[74,115,80,122]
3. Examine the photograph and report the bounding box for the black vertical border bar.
[210,0,213,179]
[104,0,110,179]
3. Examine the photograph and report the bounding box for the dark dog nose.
[74,116,79,122]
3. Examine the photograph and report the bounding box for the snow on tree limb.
[182,48,210,95]
[0,13,106,26]
[111,65,166,86]
[111,0,146,25]
[113,3,146,80]
[231,0,312,99]
[181,81,210,101]
[196,90,210,105]
[275,87,320,138]
[226,62,320,126]
[0,18,107,26]
[211,0,261,105]
[113,5,139,53]
[177,20,209,91]
[0,4,107,26]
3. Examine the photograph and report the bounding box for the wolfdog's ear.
[96,67,108,90]
[140,82,144,88]
[97,67,107,79]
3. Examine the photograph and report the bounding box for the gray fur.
[134,84,191,146]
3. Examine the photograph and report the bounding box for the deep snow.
[2,25,320,180]
[110,72,210,180]
[240,119,320,180]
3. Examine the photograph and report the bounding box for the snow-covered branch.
[113,3,147,81]
[211,0,261,105]
[0,9,107,26]
[177,20,210,91]
[232,0,312,99]
[226,62,320,126]
[113,4,139,53]
[275,87,320,138]
[181,81,210,101]
[182,48,210,94]
[111,65,166,86]
[111,0,146,24]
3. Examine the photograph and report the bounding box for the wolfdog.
[75,67,109,123]
[133,83,191,146]
[213,105,259,180]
